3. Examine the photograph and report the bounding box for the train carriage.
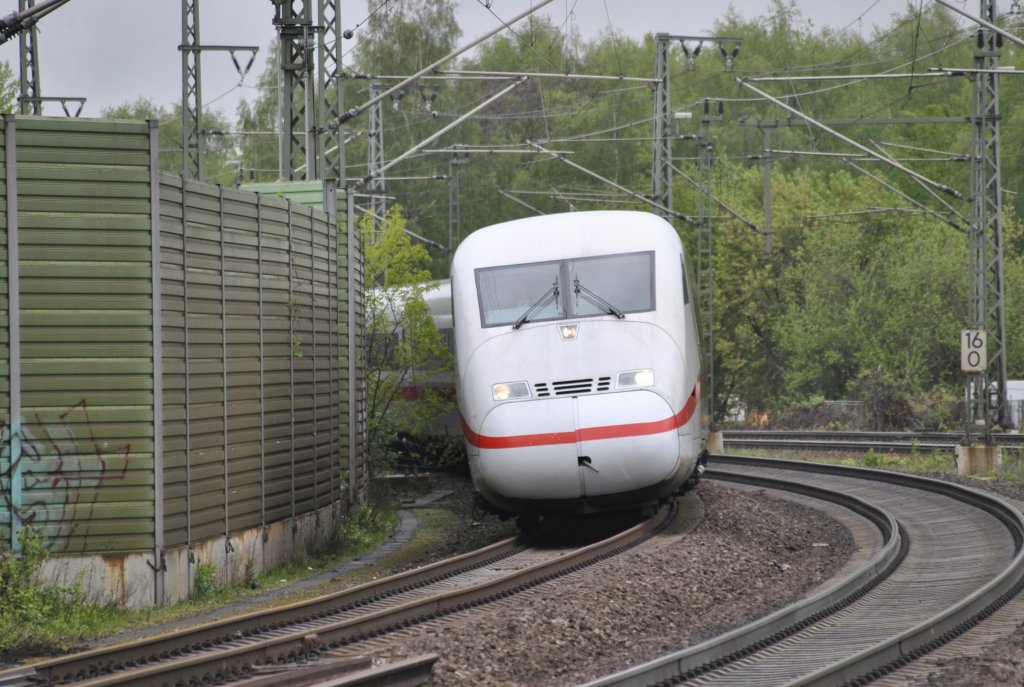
[452,211,709,517]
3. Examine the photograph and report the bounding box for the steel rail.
[722,429,1024,453]
[584,455,1024,686]
[242,653,437,686]
[748,456,1024,686]
[581,461,903,687]
[2,535,523,685]
[5,508,672,687]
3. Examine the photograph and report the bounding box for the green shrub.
[192,560,219,601]
[341,504,398,555]
[0,527,111,658]
[863,450,884,468]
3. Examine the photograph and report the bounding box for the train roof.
[452,211,682,271]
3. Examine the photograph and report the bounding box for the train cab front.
[453,231,701,516]
[459,321,700,516]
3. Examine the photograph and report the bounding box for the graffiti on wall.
[1,400,133,552]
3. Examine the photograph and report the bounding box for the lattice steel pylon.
[273,0,315,180]
[181,0,204,179]
[181,1,257,180]
[697,100,722,423]
[17,0,41,115]
[317,0,344,182]
[652,35,673,220]
[448,146,469,263]
[967,0,1010,436]
[367,83,385,239]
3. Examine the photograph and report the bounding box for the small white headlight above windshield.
[617,369,655,388]
[492,381,531,401]
[559,323,579,341]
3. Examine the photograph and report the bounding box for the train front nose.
[475,390,681,501]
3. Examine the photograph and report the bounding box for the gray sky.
[0,0,928,121]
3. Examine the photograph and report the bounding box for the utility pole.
[966,0,1010,440]
[181,0,258,180]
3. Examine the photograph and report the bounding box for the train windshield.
[572,252,654,317]
[475,251,655,328]
[476,260,565,327]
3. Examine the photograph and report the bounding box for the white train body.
[452,211,708,515]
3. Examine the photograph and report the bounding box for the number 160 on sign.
[961,329,987,372]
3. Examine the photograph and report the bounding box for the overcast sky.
[0,0,936,121]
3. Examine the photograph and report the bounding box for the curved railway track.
[586,455,1024,686]
[4,456,1022,686]
[722,429,1024,454]
[0,505,675,687]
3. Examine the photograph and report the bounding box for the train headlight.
[492,381,531,401]
[559,323,579,341]
[617,369,655,388]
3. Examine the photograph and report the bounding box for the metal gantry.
[967,0,1010,436]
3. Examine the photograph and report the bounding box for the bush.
[0,528,100,658]
[192,560,219,601]
[340,503,399,555]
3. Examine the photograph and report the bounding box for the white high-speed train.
[451,211,709,517]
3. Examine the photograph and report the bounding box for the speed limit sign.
[961,329,987,372]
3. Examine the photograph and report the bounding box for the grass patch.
[0,498,403,661]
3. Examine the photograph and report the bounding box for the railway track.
[585,455,1024,686]
[0,505,674,687]
[5,456,1022,686]
[722,429,1024,453]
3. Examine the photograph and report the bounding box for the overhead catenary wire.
[329,0,555,131]
[737,77,963,199]
[527,140,696,224]
[357,77,529,187]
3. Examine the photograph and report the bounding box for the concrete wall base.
[706,431,724,455]
[37,499,347,609]
[956,444,1002,476]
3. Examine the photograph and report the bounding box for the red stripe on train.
[462,385,699,450]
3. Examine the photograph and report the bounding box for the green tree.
[102,97,237,182]
[235,40,280,184]
[352,0,460,75]
[362,206,454,468]
[0,60,16,113]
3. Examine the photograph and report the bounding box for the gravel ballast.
[367,477,856,686]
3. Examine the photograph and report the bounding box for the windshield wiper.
[574,277,624,319]
[512,281,560,330]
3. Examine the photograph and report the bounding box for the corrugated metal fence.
[0,117,367,587]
